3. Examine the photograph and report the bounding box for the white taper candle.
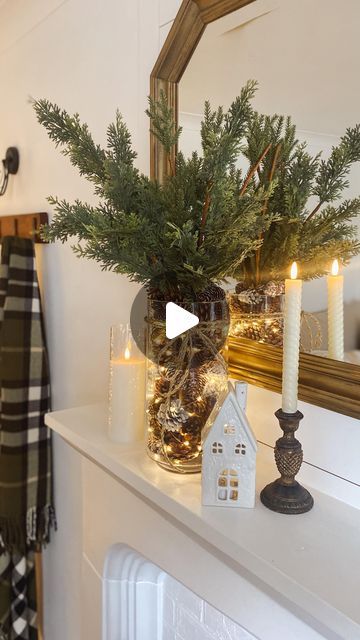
[282,262,302,413]
[327,259,344,361]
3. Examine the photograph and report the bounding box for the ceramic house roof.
[202,383,258,452]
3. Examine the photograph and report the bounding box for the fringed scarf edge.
[0,505,57,553]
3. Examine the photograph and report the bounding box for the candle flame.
[124,347,131,360]
[290,261,298,280]
[331,259,339,276]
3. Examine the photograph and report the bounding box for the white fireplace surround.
[103,544,255,640]
[46,400,360,640]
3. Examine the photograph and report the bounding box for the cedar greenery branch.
[240,110,360,286]
[33,81,360,298]
[33,80,273,300]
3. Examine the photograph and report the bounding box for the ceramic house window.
[235,443,246,455]
[217,469,239,502]
[223,424,236,436]
[212,442,223,454]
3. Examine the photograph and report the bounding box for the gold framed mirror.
[150,0,360,419]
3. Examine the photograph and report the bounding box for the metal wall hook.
[0,147,20,196]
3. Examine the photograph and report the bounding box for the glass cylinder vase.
[228,285,285,347]
[108,323,146,443]
[146,298,229,473]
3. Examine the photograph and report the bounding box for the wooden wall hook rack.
[0,212,49,243]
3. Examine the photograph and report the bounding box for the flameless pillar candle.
[282,262,302,413]
[108,324,146,443]
[327,259,344,361]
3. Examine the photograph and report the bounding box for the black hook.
[0,147,20,196]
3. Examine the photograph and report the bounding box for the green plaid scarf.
[0,237,56,639]
[0,552,37,640]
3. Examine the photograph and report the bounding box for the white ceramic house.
[202,382,257,508]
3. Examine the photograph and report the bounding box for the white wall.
[0,0,181,637]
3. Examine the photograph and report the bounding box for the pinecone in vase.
[264,280,285,297]
[241,287,266,313]
[188,349,209,370]
[195,284,228,323]
[147,285,163,300]
[234,281,248,294]
[230,279,285,344]
[239,317,284,347]
[154,375,170,396]
[155,338,183,368]
[243,324,262,342]
[196,283,226,302]
[264,319,284,347]
[181,367,207,404]
[162,360,183,381]
[149,326,166,350]
[157,399,189,432]
[147,398,161,419]
[200,360,228,398]
[234,281,284,313]
[156,363,184,395]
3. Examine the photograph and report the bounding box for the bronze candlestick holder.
[260,409,314,514]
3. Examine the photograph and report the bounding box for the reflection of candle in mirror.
[327,259,344,361]
[282,262,302,413]
[109,328,146,443]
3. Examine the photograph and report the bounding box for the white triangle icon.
[166,302,199,339]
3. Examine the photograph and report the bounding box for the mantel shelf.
[46,404,360,640]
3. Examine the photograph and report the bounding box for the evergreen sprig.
[34,82,271,299]
[237,111,360,285]
[33,82,360,296]
[33,99,106,193]
[146,91,182,156]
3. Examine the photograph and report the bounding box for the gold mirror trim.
[150,0,360,419]
[229,338,360,419]
[150,0,256,181]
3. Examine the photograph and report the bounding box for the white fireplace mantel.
[46,403,360,640]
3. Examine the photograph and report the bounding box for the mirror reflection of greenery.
[33,80,360,299]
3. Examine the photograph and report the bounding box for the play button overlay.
[165,302,199,339]
[129,285,229,365]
